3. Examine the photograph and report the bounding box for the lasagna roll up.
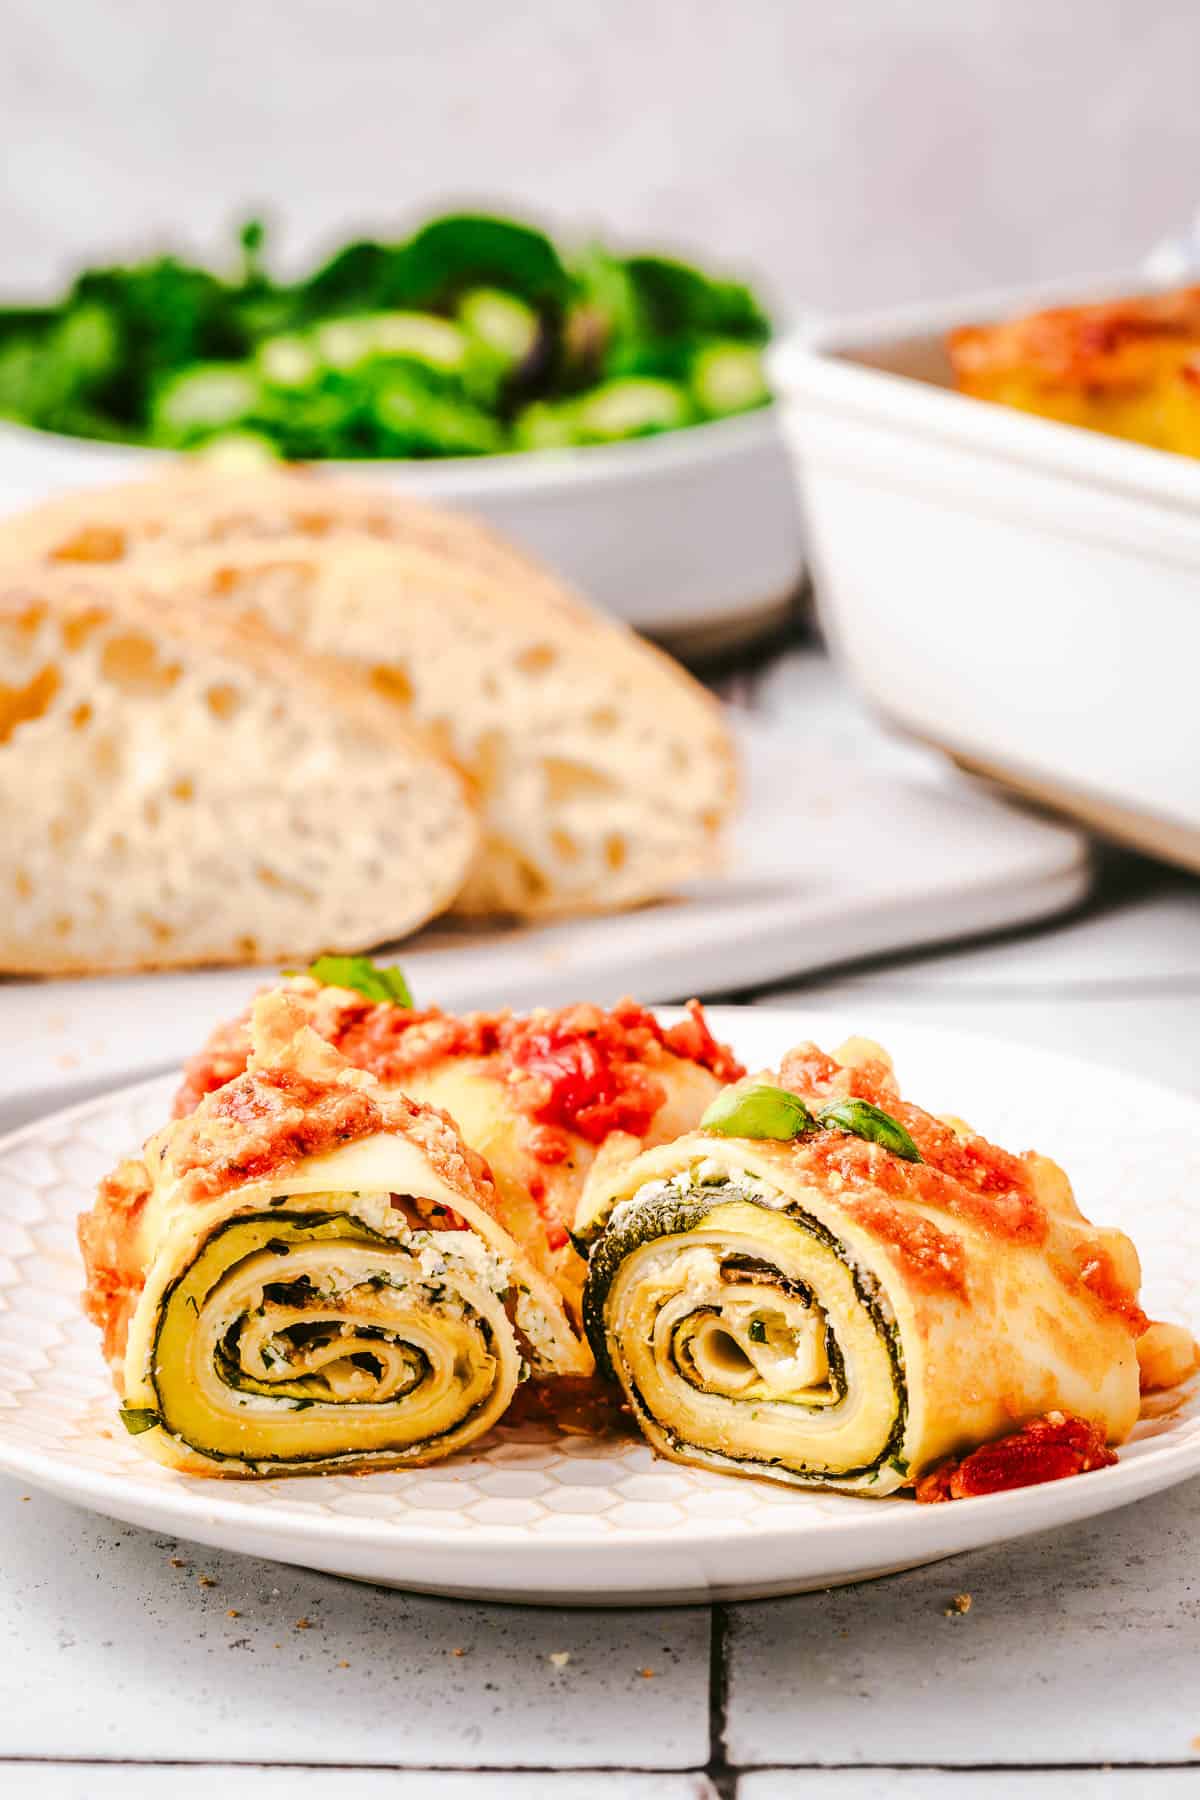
[175,974,743,1335]
[577,1039,1147,1496]
[80,993,586,1476]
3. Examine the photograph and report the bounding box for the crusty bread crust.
[1,466,593,607]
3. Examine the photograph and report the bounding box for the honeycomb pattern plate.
[1,1009,1198,1606]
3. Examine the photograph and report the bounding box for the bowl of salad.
[0,212,804,645]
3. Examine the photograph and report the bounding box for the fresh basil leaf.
[299,240,397,317]
[118,1404,161,1436]
[624,256,769,344]
[392,214,569,313]
[819,1098,923,1164]
[306,954,413,1007]
[701,1083,815,1141]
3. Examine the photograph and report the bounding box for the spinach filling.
[583,1182,907,1485]
[148,1209,504,1468]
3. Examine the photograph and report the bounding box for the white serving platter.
[0,1008,1195,1605]
[0,720,1088,1122]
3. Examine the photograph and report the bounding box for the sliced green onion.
[150,363,262,444]
[818,1098,923,1163]
[512,400,577,451]
[369,311,467,371]
[118,1405,161,1436]
[256,334,320,389]
[570,377,692,442]
[700,1084,815,1141]
[193,430,279,470]
[305,954,413,1007]
[457,287,539,364]
[689,341,769,418]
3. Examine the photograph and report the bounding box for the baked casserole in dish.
[949,284,1200,457]
[774,274,1200,873]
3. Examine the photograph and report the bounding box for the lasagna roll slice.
[80,991,587,1477]
[173,972,743,1332]
[577,1038,1147,1496]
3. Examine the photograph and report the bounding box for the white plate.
[0,1008,1196,1606]
[0,719,1088,1124]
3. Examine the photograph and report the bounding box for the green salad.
[0,212,772,460]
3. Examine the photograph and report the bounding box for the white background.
[3,0,1196,314]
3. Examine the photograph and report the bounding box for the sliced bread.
[0,569,478,972]
[2,471,737,916]
[1,466,572,602]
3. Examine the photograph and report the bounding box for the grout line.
[0,1759,704,1774]
[733,1761,1200,1774]
[2,1754,1200,1774]
[705,1601,735,1800]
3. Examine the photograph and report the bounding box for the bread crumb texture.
[0,573,478,972]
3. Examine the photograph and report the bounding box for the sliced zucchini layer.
[137,1207,521,1474]
[584,1177,906,1493]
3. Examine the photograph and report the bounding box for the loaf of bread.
[5,471,737,917]
[2,466,562,598]
[0,569,478,972]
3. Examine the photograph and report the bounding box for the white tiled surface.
[815,872,1200,989]
[3,648,1200,1788]
[758,984,1200,1099]
[0,1480,709,1768]
[724,1475,1200,1769]
[740,1779,1200,1799]
[3,1775,716,1800]
[2,1775,716,1800]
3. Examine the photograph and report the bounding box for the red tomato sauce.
[915,1411,1117,1502]
[1073,1246,1149,1336]
[778,1043,1045,1242]
[776,1043,1145,1329]
[176,992,743,1167]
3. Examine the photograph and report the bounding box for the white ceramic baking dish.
[0,406,804,653]
[773,273,1200,871]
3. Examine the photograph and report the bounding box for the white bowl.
[0,407,805,648]
[772,274,1200,871]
